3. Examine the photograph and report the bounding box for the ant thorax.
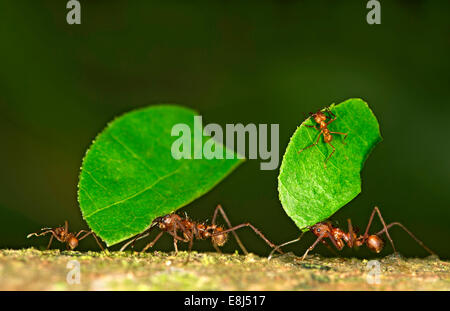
[54,227,71,242]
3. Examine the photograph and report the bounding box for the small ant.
[269,206,436,260]
[27,220,105,251]
[120,204,283,257]
[299,108,348,168]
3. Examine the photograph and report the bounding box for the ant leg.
[188,237,194,253]
[27,229,53,239]
[330,131,348,144]
[175,219,192,242]
[120,223,158,251]
[141,231,164,253]
[64,220,69,233]
[184,237,195,264]
[165,227,190,243]
[173,238,178,253]
[326,117,336,126]
[325,109,337,125]
[363,206,396,253]
[212,204,248,255]
[323,231,343,250]
[304,124,320,130]
[173,225,179,254]
[77,231,105,251]
[268,232,305,260]
[212,243,222,253]
[27,230,58,250]
[46,235,54,250]
[324,142,335,168]
[75,230,90,238]
[88,233,104,251]
[323,240,340,257]
[301,235,324,260]
[347,219,355,248]
[211,222,282,255]
[301,232,341,260]
[91,234,105,251]
[170,219,190,254]
[325,107,336,118]
[120,232,149,252]
[298,132,323,154]
[120,232,149,251]
[77,231,92,240]
[376,222,436,256]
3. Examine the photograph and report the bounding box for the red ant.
[120,204,283,257]
[269,206,436,260]
[299,108,348,168]
[27,220,105,251]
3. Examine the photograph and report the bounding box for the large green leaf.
[278,98,382,231]
[78,105,243,246]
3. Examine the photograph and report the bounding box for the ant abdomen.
[211,228,228,246]
[366,235,384,253]
[67,236,79,249]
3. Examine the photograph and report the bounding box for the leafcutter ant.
[299,108,347,168]
[269,206,436,260]
[120,204,283,257]
[27,220,105,251]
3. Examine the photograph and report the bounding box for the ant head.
[312,111,327,123]
[310,223,331,237]
[366,235,384,253]
[157,214,180,228]
[67,236,79,250]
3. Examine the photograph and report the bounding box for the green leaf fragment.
[78,105,243,246]
[278,98,382,231]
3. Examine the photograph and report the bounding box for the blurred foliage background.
[0,0,448,258]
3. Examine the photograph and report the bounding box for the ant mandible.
[269,206,436,260]
[299,108,348,168]
[120,204,283,257]
[27,220,105,251]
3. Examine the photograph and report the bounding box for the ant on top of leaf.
[299,107,348,168]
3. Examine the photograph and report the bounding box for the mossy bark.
[0,248,448,290]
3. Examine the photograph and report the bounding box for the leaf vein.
[84,163,187,219]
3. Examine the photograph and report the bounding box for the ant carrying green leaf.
[269,206,436,260]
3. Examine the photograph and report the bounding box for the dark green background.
[1,1,449,258]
